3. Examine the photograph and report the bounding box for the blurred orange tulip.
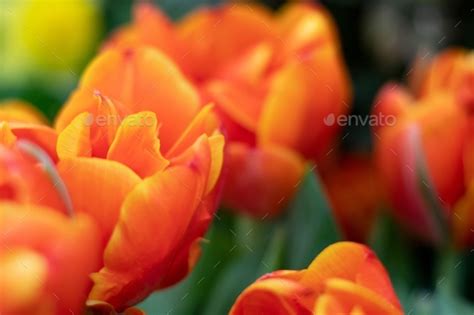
[230,242,402,315]
[0,204,101,315]
[107,2,351,217]
[321,154,382,242]
[373,49,474,244]
[54,46,224,310]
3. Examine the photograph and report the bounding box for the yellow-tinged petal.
[0,121,17,147]
[324,278,402,315]
[301,242,401,310]
[57,158,141,244]
[205,133,225,194]
[0,249,48,312]
[107,111,169,177]
[0,100,47,124]
[313,293,347,315]
[57,112,92,159]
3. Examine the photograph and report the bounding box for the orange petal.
[418,49,467,97]
[57,157,141,244]
[107,111,169,177]
[165,104,219,158]
[90,139,211,309]
[301,242,400,309]
[204,80,264,133]
[0,121,17,147]
[77,46,200,151]
[8,122,58,161]
[57,90,124,158]
[222,142,305,217]
[177,4,276,80]
[57,112,92,159]
[106,3,180,62]
[257,44,351,161]
[230,272,312,315]
[313,293,348,315]
[274,3,339,66]
[0,248,48,313]
[324,278,402,315]
[0,145,67,213]
[0,203,102,315]
[0,99,47,124]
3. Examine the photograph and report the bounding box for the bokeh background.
[1,0,473,313]
[1,0,473,149]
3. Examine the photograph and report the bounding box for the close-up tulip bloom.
[106,2,352,217]
[54,45,224,310]
[373,49,474,245]
[2,1,474,314]
[230,242,403,315]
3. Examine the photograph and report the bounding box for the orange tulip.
[373,49,474,244]
[54,46,224,310]
[106,2,351,216]
[321,154,382,242]
[0,203,102,315]
[230,242,402,315]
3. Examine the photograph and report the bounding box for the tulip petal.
[8,122,58,161]
[0,203,102,315]
[177,4,275,80]
[57,112,92,159]
[0,249,48,312]
[324,278,402,315]
[0,121,17,147]
[90,140,211,309]
[222,142,305,217]
[204,80,263,133]
[106,3,179,63]
[313,294,347,315]
[230,275,312,315]
[0,100,47,124]
[57,157,141,244]
[77,46,200,151]
[165,105,219,158]
[107,111,169,177]
[258,44,350,161]
[301,242,400,309]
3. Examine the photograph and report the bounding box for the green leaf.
[284,166,341,269]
